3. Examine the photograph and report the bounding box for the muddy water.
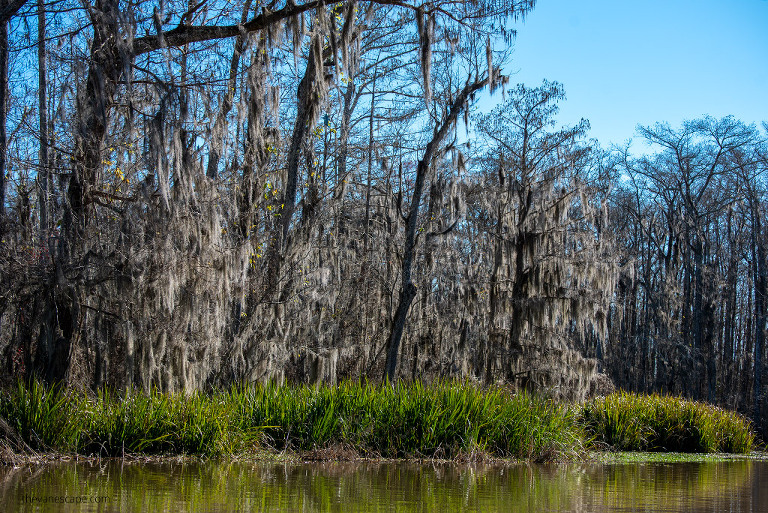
[1,458,766,512]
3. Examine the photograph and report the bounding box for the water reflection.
[1,458,766,512]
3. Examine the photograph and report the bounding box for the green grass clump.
[81,388,254,456]
[578,391,755,453]
[0,382,261,456]
[232,380,582,460]
[0,380,83,451]
[0,380,581,461]
[1,382,756,460]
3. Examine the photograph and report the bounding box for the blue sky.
[492,0,768,148]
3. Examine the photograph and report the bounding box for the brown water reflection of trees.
[1,459,766,512]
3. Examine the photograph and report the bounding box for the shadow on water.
[0,459,766,512]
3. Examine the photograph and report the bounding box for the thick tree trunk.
[68,0,122,232]
[384,76,488,382]
[282,35,322,246]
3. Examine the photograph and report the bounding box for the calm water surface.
[1,458,766,512]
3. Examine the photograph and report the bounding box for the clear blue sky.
[493,0,768,148]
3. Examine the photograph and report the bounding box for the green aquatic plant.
[80,388,257,456]
[578,391,755,453]
[0,380,83,451]
[0,381,756,460]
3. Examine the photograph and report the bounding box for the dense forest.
[0,0,765,435]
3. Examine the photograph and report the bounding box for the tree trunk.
[362,66,376,252]
[0,0,28,221]
[206,0,252,179]
[37,0,49,235]
[239,39,267,239]
[752,200,766,428]
[68,0,122,233]
[282,34,322,246]
[0,0,9,221]
[384,76,488,382]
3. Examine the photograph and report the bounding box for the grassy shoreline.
[3,449,767,468]
[0,381,758,465]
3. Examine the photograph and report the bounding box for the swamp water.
[1,458,767,512]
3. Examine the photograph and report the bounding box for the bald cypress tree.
[474,81,619,400]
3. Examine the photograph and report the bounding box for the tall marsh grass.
[0,382,258,456]
[230,380,582,460]
[0,380,581,460]
[579,391,755,453]
[0,382,756,460]
[0,381,82,451]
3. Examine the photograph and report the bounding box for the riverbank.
[3,449,768,470]
[0,381,758,466]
